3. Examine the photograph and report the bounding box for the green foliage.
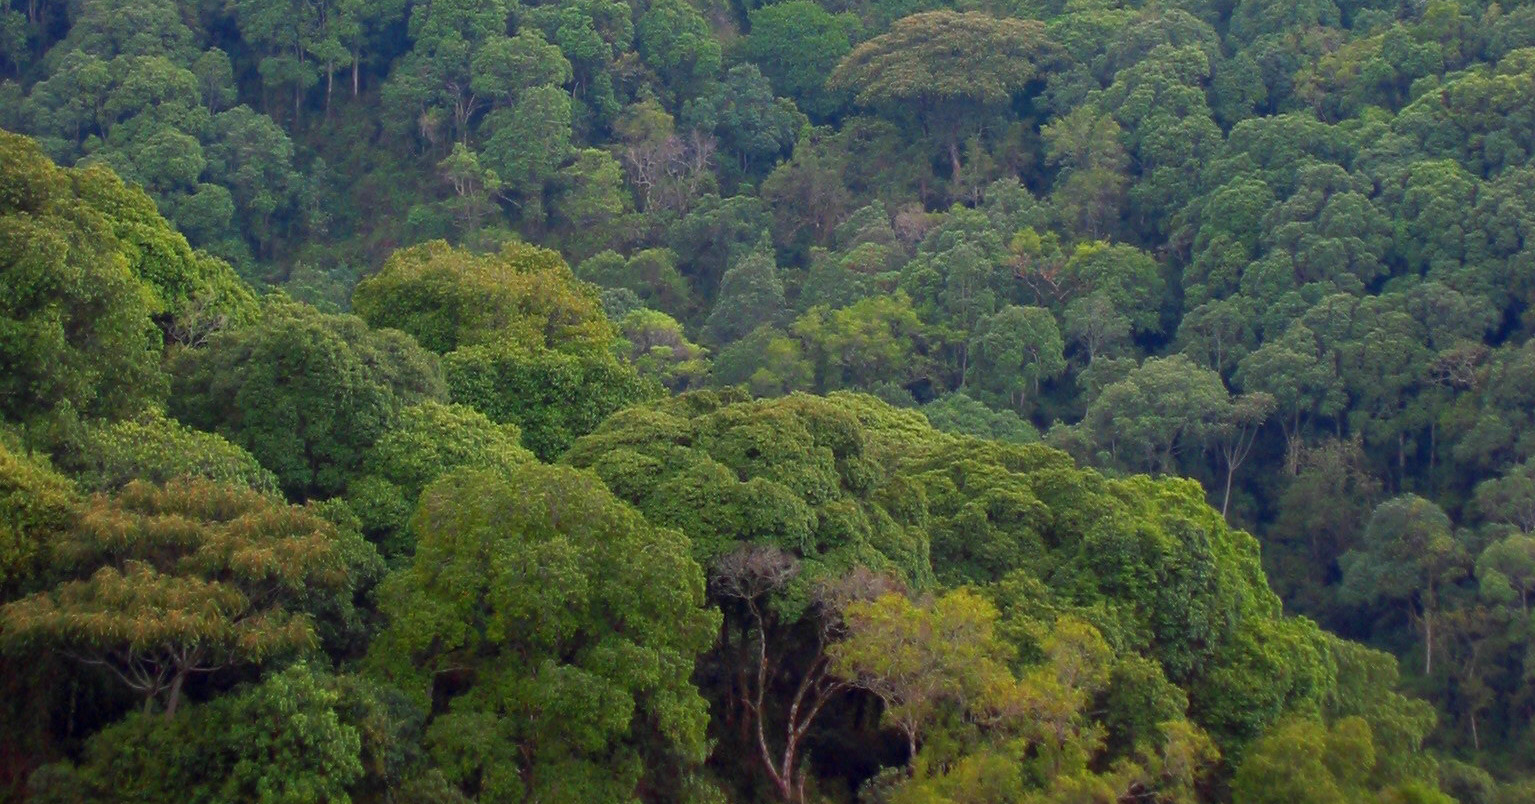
[1,129,166,426]
[619,309,711,392]
[0,439,77,599]
[346,401,532,557]
[30,662,367,803]
[1079,355,1232,474]
[1340,495,1470,676]
[703,240,785,344]
[11,0,1535,790]
[577,248,692,319]
[445,343,660,461]
[635,0,720,102]
[351,239,656,460]
[59,413,279,494]
[564,392,937,596]
[1232,716,1378,804]
[169,298,446,499]
[921,393,1040,445]
[967,305,1066,410]
[740,1,855,119]
[829,12,1051,113]
[368,463,718,801]
[829,11,1057,182]
[831,589,1019,757]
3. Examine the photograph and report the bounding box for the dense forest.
[3,0,1535,799]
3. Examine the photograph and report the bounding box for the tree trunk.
[1422,605,1432,676]
[165,668,187,719]
[1222,460,1236,517]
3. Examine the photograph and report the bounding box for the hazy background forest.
[3,0,1535,800]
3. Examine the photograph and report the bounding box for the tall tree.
[828,11,1057,182]
[369,464,718,801]
[168,299,446,499]
[0,479,373,717]
[1340,495,1470,676]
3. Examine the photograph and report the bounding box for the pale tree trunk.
[165,667,188,719]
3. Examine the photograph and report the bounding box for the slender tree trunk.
[1422,605,1433,676]
[1222,461,1236,517]
[1418,420,1430,490]
[165,668,187,719]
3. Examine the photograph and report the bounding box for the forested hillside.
[3,0,1535,799]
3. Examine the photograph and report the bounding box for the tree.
[619,309,710,392]
[1340,495,1470,676]
[710,546,874,803]
[1231,716,1378,804]
[353,241,655,460]
[0,439,77,600]
[1211,391,1276,517]
[740,1,855,119]
[831,589,1017,764]
[480,85,574,228]
[30,662,368,802]
[1473,460,1535,533]
[203,105,301,259]
[168,299,446,499]
[0,478,373,717]
[577,248,692,318]
[682,64,800,181]
[828,11,1056,182]
[704,239,785,345]
[58,413,279,494]
[967,305,1065,410]
[550,148,632,261]
[635,0,719,102]
[1236,323,1346,464]
[368,464,718,801]
[760,131,854,247]
[1477,534,1535,614]
[380,0,512,145]
[1082,355,1230,474]
[435,143,502,248]
[1,130,166,426]
[353,239,613,356]
[1042,106,1129,239]
[792,294,929,393]
[345,401,532,556]
[444,343,660,461]
[920,393,1039,445]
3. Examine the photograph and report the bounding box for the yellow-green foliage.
[0,438,78,598]
[0,478,375,715]
[353,239,615,355]
[59,413,279,494]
